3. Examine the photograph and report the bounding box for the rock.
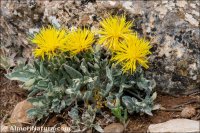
[104,123,124,133]
[181,106,196,118]
[1,0,199,94]
[176,1,187,8]
[148,119,200,133]
[9,100,34,123]
[185,13,199,27]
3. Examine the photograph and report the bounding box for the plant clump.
[6,15,156,132]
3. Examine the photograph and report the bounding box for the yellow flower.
[111,34,152,74]
[31,26,67,60]
[61,28,95,56]
[98,16,133,50]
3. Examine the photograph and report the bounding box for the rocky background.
[1,0,199,94]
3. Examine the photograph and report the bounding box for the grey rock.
[1,0,199,94]
[148,119,200,133]
[123,0,200,94]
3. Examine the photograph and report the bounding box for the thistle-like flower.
[98,16,133,50]
[111,34,152,74]
[31,26,67,60]
[61,28,95,56]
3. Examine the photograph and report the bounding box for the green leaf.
[83,91,92,101]
[111,106,122,120]
[34,61,40,71]
[122,96,134,114]
[103,66,113,97]
[27,108,47,120]
[63,64,83,79]
[68,107,79,120]
[39,61,48,77]
[27,96,47,108]
[28,87,43,97]
[37,80,49,88]
[65,98,74,106]
[80,60,90,75]
[24,78,35,87]
[5,69,36,82]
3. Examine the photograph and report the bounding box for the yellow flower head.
[98,16,133,50]
[31,26,67,60]
[61,28,95,56]
[111,34,152,74]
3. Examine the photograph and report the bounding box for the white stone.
[162,0,168,4]
[148,119,200,133]
[121,1,133,10]
[192,10,199,17]
[121,1,143,14]
[176,1,187,8]
[189,63,197,70]
[165,1,175,10]
[155,6,168,19]
[158,36,173,57]
[29,28,39,35]
[175,44,185,58]
[190,3,196,8]
[108,1,117,6]
[185,13,199,27]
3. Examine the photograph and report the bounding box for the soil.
[127,93,200,132]
[0,70,199,132]
[0,70,28,123]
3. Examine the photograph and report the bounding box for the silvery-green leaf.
[94,44,101,52]
[39,62,48,78]
[83,76,94,84]
[28,87,43,97]
[151,92,157,101]
[80,60,90,75]
[83,91,92,101]
[122,96,134,114]
[34,61,40,71]
[27,108,46,120]
[93,124,104,133]
[94,63,100,69]
[144,109,153,116]
[32,101,45,108]
[68,107,79,120]
[137,78,149,90]
[103,66,113,96]
[27,108,38,118]
[37,80,48,88]
[48,82,53,91]
[65,88,73,94]
[24,78,35,87]
[5,71,35,82]
[65,98,73,106]
[63,64,82,79]
[149,79,156,91]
